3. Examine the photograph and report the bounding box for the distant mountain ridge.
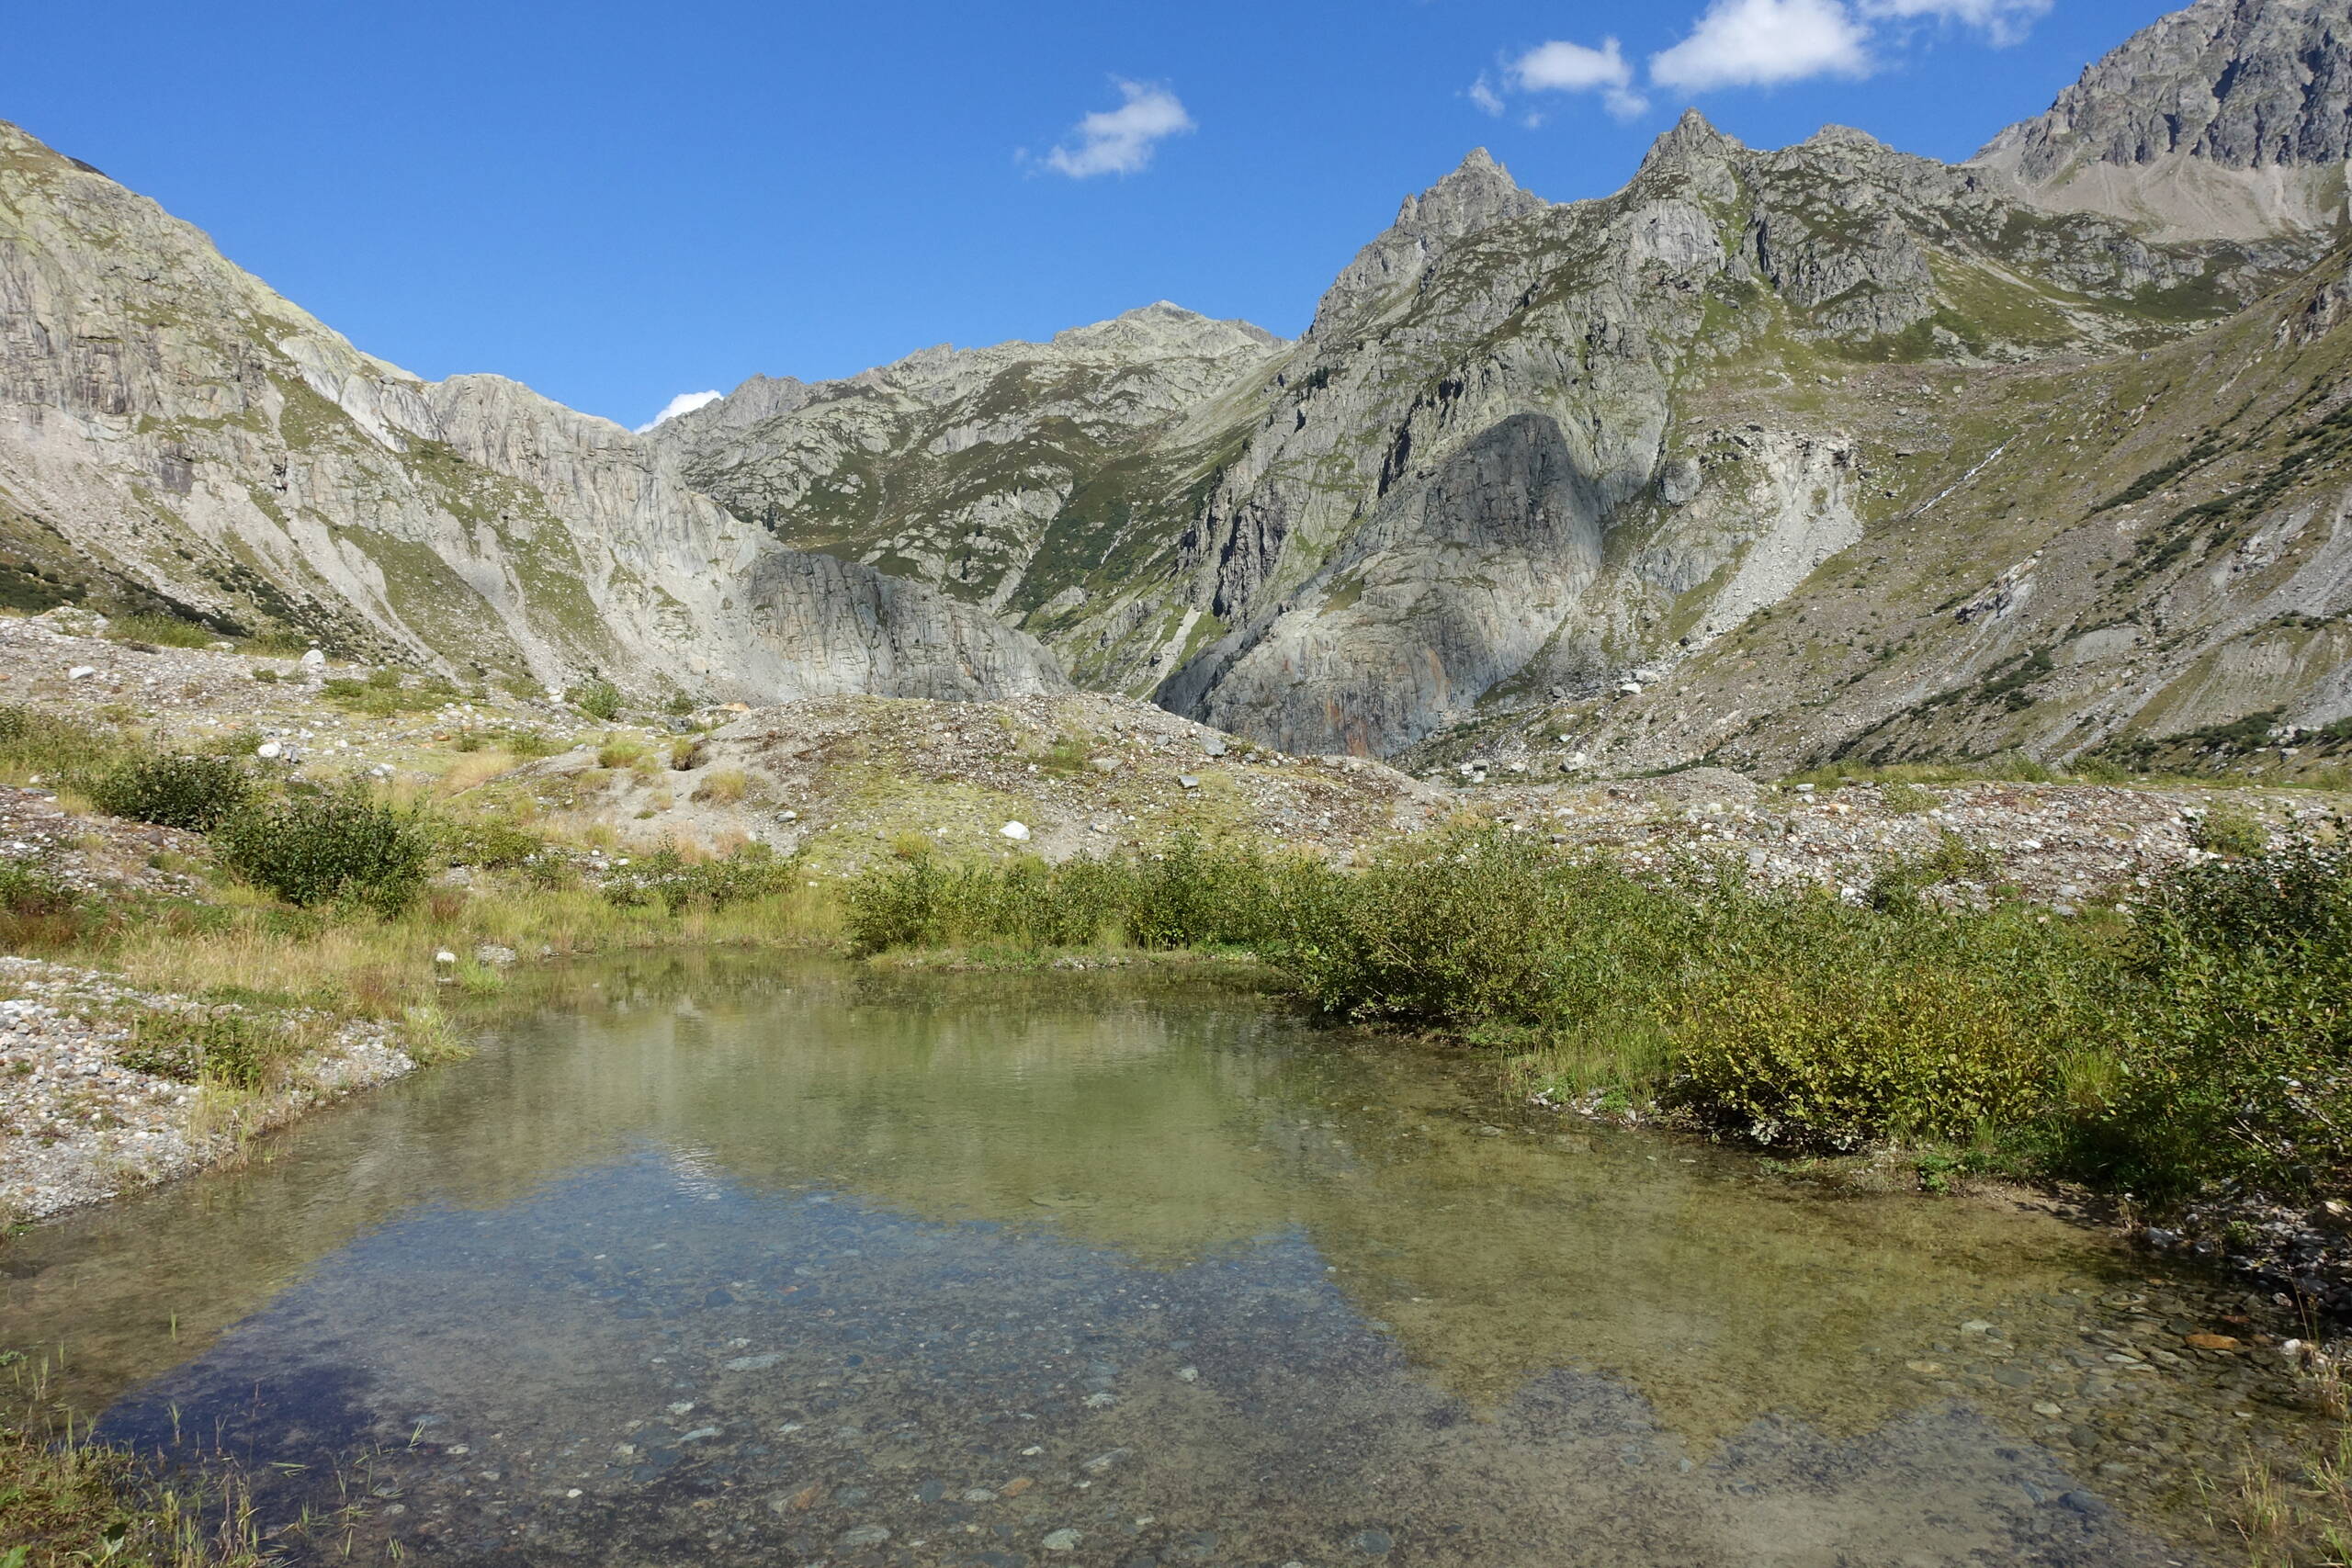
[0,122,1066,705]
[1975,0,2352,238]
[9,0,2352,778]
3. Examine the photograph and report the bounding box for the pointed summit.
[1394,148,1544,245]
[1306,150,1547,337]
[1638,110,1747,177]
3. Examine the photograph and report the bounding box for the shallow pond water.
[0,956,2326,1565]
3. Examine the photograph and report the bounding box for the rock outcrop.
[0,121,1066,705]
[1974,0,2352,239]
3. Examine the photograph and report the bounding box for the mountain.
[0,123,1066,705]
[10,0,2352,773]
[661,62,2335,760]
[1974,0,2352,241]
[648,302,1283,645]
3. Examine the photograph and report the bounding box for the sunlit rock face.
[0,121,1066,705]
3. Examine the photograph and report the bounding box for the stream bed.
[0,956,2328,1565]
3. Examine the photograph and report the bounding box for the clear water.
[0,956,2322,1565]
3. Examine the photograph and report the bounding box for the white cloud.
[1649,0,1873,91]
[1859,0,2050,46]
[1506,37,1650,118]
[1043,80,1194,178]
[634,390,721,434]
[1476,36,1649,121]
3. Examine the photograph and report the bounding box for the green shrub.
[105,613,216,649]
[0,856,79,919]
[2189,804,2269,858]
[570,679,624,722]
[602,845,796,912]
[436,818,547,869]
[2064,840,2352,1199]
[843,832,1332,956]
[1277,833,1693,1031]
[1865,829,1996,911]
[215,784,434,912]
[1877,782,1938,814]
[118,1010,273,1089]
[86,753,254,831]
[1676,928,2071,1146]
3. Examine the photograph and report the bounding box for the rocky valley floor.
[0,603,2347,1310]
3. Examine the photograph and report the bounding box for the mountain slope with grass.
[10,0,2352,772]
[0,122,1067,707]
[653,0,2350,762]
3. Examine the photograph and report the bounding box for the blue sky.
[12,0,2173,429]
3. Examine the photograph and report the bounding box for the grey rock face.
[1989,0,2352,176]
[639,55,2326,761]
[652,300,1283,618]
[0,120,1064,706]
[1142,115,2302,755]
[1974,0,2352,238]
[1306,148,1551,338]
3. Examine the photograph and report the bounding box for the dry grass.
[429,748,518,796]
[2207,1346,2352,1567]
[2211,1427,2352,1567]
[694,766,749,805]
[96,882,842,1019]
[594,734,648,770]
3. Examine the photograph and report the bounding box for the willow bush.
[841,823,2352,1201]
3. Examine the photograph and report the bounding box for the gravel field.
[0,957,414,1223]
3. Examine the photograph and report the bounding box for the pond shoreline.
[7,953,2343,1568]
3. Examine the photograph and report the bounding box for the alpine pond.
[0,958,2328,1566]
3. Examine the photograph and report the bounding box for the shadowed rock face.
[0,121,1065,705]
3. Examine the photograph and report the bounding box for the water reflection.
[0,956,2315,1564]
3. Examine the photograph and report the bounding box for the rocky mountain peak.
[1392,147,1544,244]
[1307,150,1548,338]
[1632,108,1749,202]
[1051,300,1285,358]
[1640,109,1747,171]
[1974,0,2352,238]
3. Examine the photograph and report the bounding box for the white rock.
[299,649,326,670]
[66,665,94,680]
[254,740,283,760]
[1000,821,1031,841]
[434,951,458,964]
